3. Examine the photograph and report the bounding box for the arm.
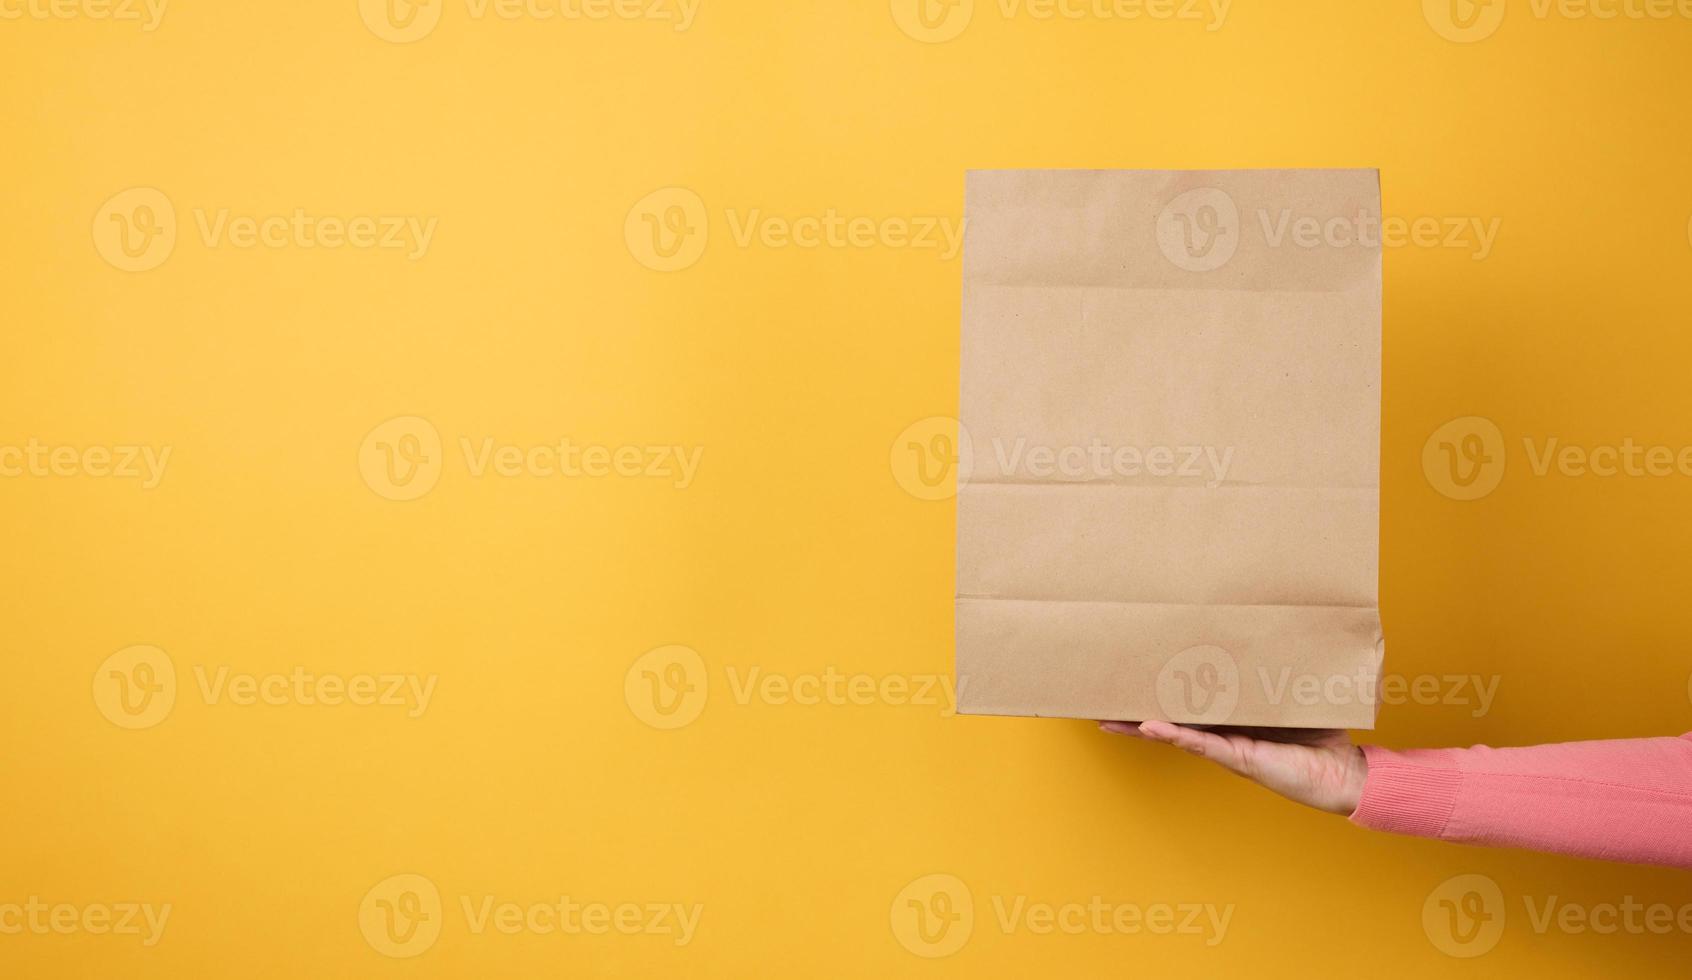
[1352,735,1692,868]
[1100,721,1692,870]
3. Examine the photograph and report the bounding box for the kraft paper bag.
[955,169,1384,729]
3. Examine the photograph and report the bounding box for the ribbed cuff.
[1348,745,1464,839]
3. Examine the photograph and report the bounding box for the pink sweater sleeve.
[1349,733,1692,869]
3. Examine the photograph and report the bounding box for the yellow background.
[4,0,1691,975]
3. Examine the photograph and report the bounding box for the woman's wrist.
[1332,745,1368,815]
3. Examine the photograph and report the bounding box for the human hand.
[1100,721,1367,816]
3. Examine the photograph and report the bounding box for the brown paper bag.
[955,169,1384,729]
